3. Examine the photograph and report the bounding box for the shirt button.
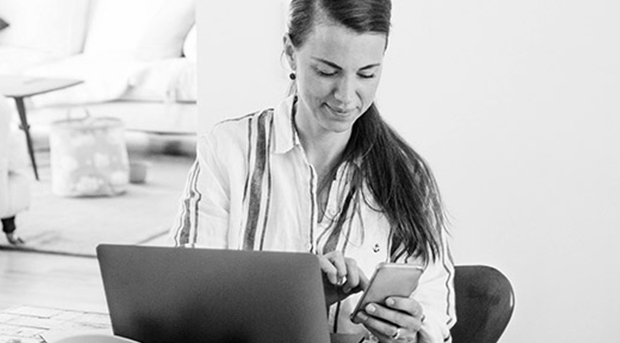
[372,243,380,253]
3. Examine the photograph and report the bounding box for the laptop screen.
[97,244,332,343]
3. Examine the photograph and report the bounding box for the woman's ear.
[283,34,296,71]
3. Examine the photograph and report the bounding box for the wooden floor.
[0,249,108,313]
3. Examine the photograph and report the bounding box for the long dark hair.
[287,0,446,263]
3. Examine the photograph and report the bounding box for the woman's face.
[287,22,387,138]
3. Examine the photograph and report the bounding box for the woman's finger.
[342,258,359,293]
[354,298,425,338]
[385,297,424,319]
[317,254,339,284]
[355,309,418,342]
[319,253,368,305]
[325,251,348,284]
[366,302,419,332]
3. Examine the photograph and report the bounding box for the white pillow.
[134,0,196,60]
[0,0,90,57]
[183,24,197,62]
[84,0,164,55]
[84,0,195,59]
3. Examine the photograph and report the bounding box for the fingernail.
[357,312,368,321]
[366,304,376,313]
[337,276,347,286]
[386,298,395,306]
[343,286,351,293]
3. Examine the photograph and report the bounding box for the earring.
[289,72,296,80]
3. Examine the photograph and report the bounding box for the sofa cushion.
[0,46,60,74]
[172,61,197,102]
[84,0,195,60]
[0,0,90,58]
[24,55,143,107]
[123,58,197,102]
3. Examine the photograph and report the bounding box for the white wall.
[198,1,620,342]
[198,0,289,131]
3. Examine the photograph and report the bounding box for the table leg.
[14,97,39,181]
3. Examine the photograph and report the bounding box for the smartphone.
[350,263,424,320]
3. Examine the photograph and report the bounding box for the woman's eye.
[316,69,337,77]
[359,73,375,79]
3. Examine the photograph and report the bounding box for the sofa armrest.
[0,161,9,217]
[0,140,8,217]
[1,95,31,217]
[0,129,32,218]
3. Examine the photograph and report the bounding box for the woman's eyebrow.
[312,57,342,69]
[359,63,381,71]
[312,57,380,71]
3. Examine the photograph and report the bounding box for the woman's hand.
[318,251,369,306]
[352,296,425,342]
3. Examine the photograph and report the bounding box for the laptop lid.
[96,244,332,343]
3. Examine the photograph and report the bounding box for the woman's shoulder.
[214,108,274,133]
[199,108,276,150]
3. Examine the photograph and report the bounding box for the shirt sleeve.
[169,132,231,248]
[411,230,457,343]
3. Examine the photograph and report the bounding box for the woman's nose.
[333,76,356,107]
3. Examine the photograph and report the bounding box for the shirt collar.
[273,95,302,154]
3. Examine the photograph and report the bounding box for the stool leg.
[14,97,39,181]
[2,217,25,245]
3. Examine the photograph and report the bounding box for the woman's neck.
[294,112,350,178]
[295,112,350,222]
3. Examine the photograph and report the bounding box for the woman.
[171,0,456,341]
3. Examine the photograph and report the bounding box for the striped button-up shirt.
[171,96,456,342]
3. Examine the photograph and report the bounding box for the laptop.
[96,244,364,343]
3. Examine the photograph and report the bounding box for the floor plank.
[0,250,107,313]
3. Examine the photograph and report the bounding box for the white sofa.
[0,0,197,154]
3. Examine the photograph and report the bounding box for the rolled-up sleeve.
[411,231,456,343]
[170,132,231,248]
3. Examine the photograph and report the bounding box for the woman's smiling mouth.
[325,103,357,118]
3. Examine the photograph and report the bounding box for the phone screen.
[350,263,424,320]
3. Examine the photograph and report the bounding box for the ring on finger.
[391,328,401,340]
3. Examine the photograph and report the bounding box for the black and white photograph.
[1,1,619,342]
